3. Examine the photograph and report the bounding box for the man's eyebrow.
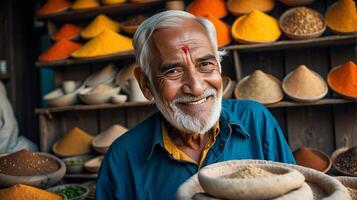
[159,61,184,72]
[195,54,217,63]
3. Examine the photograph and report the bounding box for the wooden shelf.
[222,34,357,52]
[35,1,165,22]
[35,101,155,114]
[36,51,135,68]
[35,98,355,114]
[64,173,97,179]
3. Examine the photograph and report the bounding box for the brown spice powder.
[0,150,58,176]
[284,65,326,98]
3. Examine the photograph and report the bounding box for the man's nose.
[182,67,205,96]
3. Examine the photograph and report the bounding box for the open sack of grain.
[176,160,350,200]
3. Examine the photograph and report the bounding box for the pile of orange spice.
[204,14,231,47]
[39,39,82,62]
[328,61,357,97]
[186,0,228,18]
[36,0,71,16]
[52,24,82,41]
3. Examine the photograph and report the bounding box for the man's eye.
[199,62,216,72]
[164,68,183,78]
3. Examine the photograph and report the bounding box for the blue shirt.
[96,99,296,200]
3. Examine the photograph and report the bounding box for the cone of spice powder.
[227,0,275,16]
[0,184,63,200]
[52,24,82,41]
[80,14,120,40]
[186,0,228,18]
[328,61,357,98]
[235,70,284,104]
[204,14,231,47]
[72,30,133,58]
[71,0,100,10]
[325,0,357,33]
[52,127,94,157]
[92,124,128,153]
[293,147,329,172]
[0,150,59,176]
[283,65,327,102]
[231,9,281,43]
[39,39,82,62]
[36,0,71,16]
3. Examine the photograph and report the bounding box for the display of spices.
[102,0,127,5]
[347,187,357,200]
[81,14,120,40]
[72,30,133,58]
[36,0,71,16]
[53,127,94,157]
[293,147,329,172]
[335,147,357,175]
[0,184,63,200]
[0,150,58,176]
[223,165,273,179]
[92,124,128,149]
[236,70,283,104]
[327,61,357,97]
[283,65,327,99]
[281,7,325,35]
[227,0,275,16]
[231,9,281,43]
[39,39,82,62]
[52,24,82,41]
[186,0,228,19]
[325,0,357,33]
[71,0,100,10]
[203,14,231,47]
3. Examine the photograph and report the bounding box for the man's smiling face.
[148,19,223,134]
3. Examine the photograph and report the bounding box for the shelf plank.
[36,51,135,67]
[222,35,357,52]
[35,1,165,22]
[64,173,97,179]
[35,98,355,114]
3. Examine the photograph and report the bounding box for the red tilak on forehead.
[181,45,189,53]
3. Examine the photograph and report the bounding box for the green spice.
[64,159,83,166]
[55,186,85,199]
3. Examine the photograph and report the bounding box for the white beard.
[151,86,222,135]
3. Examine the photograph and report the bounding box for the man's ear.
[134,67,154,101]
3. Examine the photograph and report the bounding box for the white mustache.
[172,88,217,104]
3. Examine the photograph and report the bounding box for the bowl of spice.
[332,147,357,176]
[327,61,357,100]
[0,150,66,188]
[293,146,331,173]
[325,0,357,35]
[336,176,357,200]
[92,124,128,154]
[279,7,326,40]
[121,15,148,35]
[84,155,103,173]
[48,184,89,200]
[62,155,94,174]
[197,163,306,199]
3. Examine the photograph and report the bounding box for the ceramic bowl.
[115,64,136,87]
[282,70,328,102]
[84,156,103,173]
[111,94,128,104]
[43,83,83,107]
[92,124,128,154]
[293,147,332,173]
[331,147,357,176]
[79,86,121,105]
[62,80,78,94]
[0,152,66,188]
[279,7,326,40]
[84,64,118,87]
[48,184,89,200]
[62,155,94,174]
[278,0,315,6]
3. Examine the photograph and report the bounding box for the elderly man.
[96,10,295,199]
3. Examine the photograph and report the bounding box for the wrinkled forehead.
[150,19,214,56]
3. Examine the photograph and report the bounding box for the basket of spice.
[336,176,357,200]
[121,15,148,35]
[0,150,66,188]
[48,184,89,200]
[332,146,357,177]
[279,7,326,40]
[176,159,350,200]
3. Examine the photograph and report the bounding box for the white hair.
[133,10,225,79]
